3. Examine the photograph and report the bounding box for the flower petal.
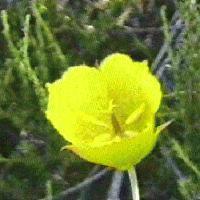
[65,122,158,170]
[100,53,162,131]
[125,103,145,125]
[46,66,113,144]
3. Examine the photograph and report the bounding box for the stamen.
[112,113,124,136]
[125,104,145,125]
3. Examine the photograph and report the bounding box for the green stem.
[128,167,140,200]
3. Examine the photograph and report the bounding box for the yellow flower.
[46,53,166,170]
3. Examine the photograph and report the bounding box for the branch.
[53,168,110,200]
[152,10,186,81]
[107,171,124,200]
[160,146,186,181]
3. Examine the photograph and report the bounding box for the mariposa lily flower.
[46,53,167,170]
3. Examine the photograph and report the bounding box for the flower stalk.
[128,167,140,200]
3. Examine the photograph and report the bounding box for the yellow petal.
[125,103,145,125]
[65,122,158,171]
[100,53,162,131]
[46,66,113,144]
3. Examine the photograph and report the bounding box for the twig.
[77,165,102,199]
[164,90,200,98]
[171,139,200,179]
[87,165,102,176]
[53,168,110,200]
[124,26,163,34]
[152,10,186,81]
[1,10,19,57]
[117,8,132,26]
[20,14,47,109]
[152,42,169,74]
[107,171,124,200]
[31,2,68,68]
[160,146,186,181]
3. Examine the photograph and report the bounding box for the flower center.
[111,113,125,137]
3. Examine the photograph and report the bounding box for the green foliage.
[0,0,199,199]
[159,1,200,199]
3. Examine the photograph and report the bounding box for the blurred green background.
[0,0,199,199]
